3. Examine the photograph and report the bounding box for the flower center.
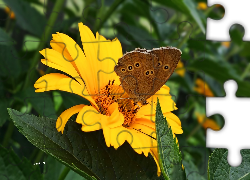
[92,80,140,127]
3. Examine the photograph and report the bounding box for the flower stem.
[58,167,70,180]
[22,0,65,89]
[34,150,44,163]
[94,0,125,32]
[240,62,250,80]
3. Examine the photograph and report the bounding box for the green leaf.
[182,160,206,180]
[0,45,21,79]
[154,0,205,34]
[18,87,57,119]
[44,155,87,180]
[4,0,46,37]
[0,146,43,180]
[0,98,9,126]
[0,28,13,44]
[8,108,164,180]
[155,99,186,180]
[208,149,250,180]
[187,58,250,97]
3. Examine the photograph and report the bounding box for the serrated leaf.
[208,149,250,180]
[8,108,165,180]
[0,146,43,180]
[155,99,186,180]
[3,0,46,37]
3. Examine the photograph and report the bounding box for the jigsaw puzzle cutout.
[206,80,250,167]
[207,0,250,41]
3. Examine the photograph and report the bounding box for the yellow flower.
[197,2,207,10]
[194,78,214,97]
[195,112,220,130]
[175,60,185,77]
[4,7,15,19]
[221,42,230,48]
[197,2,223,10]
[34,23,183,176]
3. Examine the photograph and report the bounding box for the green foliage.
[3,0,46,37]
[155,99,186,180]
[0,146,43,180]
[208,149,250,180]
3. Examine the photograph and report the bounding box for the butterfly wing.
[114,50,158,103]
[147,46,181,93]
[114,47,181,104]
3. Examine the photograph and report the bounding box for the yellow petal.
[194,78,214,97]
[79,23,99,93]
[56,105,85,133]
[96,33,123,88]
[196,112,220,130]
[54,32,99,95]
[137,85,177,117]
[39,49,83,84]
[34,73,68,92]
[203,119,220,130]
[105,103,124,128]
[197,2,207,10]
[76,105,103,131]
[78,23,123,94]
[175,60,185,77]
[34,73,98,108]
[138,112,183,135]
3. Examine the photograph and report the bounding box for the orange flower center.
[92,80,140,127]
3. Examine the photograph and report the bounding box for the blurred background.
[0,0,250,179]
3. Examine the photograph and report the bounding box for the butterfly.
[114,47,182,105]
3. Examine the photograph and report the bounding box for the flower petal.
[79,23,122,93]
[34,73,98,108]
[56,104,85,133]
[39,49,83,84]
[76,105,103,131]
[96,33,122,88]
[53,32,98,96]
[137,112,183,134]
[137,85,177,117]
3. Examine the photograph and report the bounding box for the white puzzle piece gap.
[206,0,250,41]
[206,80,250,166]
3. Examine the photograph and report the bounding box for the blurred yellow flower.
[38,70,45,76]
[4,7,15,19]
[196,112,220,130]
[197,2,223,10]
[34,23,183,176]
[175,60,185,77]
[194,78,214,97]
[221,42,230,48]
[197,2,207,10]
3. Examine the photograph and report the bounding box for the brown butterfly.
[114,47,182,105]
